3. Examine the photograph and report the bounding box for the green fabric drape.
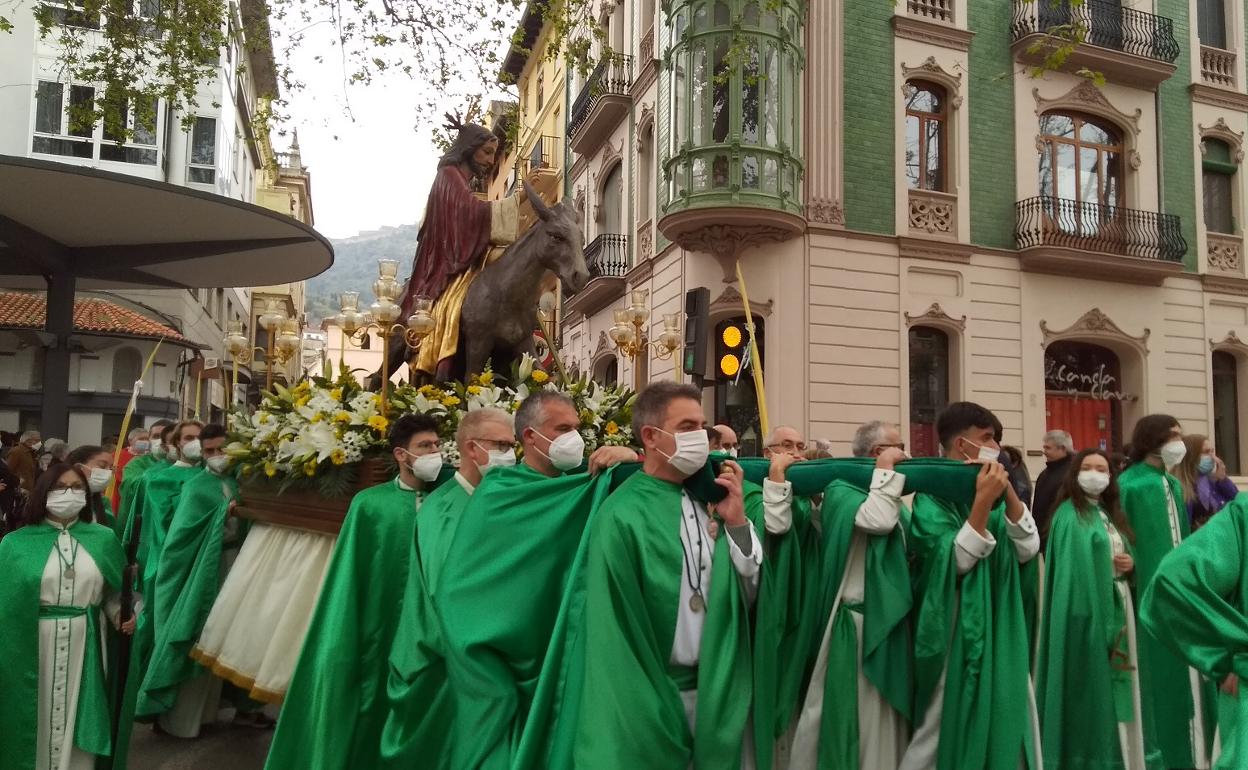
[115,454,158,538]
[908,494,1039,770]
[135,471,239,717]
[263,478,424,770]
[1118,462,1216,767]
[123,463,203,593]
[0,521,125,770]
[1141,496,1248,770]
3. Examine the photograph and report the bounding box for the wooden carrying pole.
[733,263,769,439]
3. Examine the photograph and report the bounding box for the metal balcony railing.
[569,54,634,138]
[1010,0,1180,64]
[1015,196,1186,262]
[585,233,630,279]
[526,135,560,173]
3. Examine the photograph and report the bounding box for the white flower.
[518,354,535,382]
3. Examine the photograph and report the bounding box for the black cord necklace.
[679,497,706,613]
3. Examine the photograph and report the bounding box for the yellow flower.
[467,385,482,395]
[330,387,343,401]
[605,421,619,435]
[419,384,438,396]
[334,410,351,423]
[258,413,270,424]
[331,449,346,465]
[368,415,389,432]
[442,395,461,407]
[531,370,549,384]
[296,395,311,408]
[478,371,494,386]
[304,460,318,477]
[264,461,277,478]
[240,464,253,477]
[310,413,323,423]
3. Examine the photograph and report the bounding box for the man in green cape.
[435,390,637,770]
[1141,496,1248,769]
[115,419,173,539]
[569,381,764,769]
[380,406,517,769]
[1119,413,1216,769]
[264,413,444,770]
[901,402,1041,770]
[137,423,253,736]
[790,420,912,769]
[123,419,204,593]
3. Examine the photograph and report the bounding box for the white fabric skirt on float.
[192,523,336,702]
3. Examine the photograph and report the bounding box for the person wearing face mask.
[110,426,152,515]
[266,414,446,770]
[714,423,740,457]
[517,391,638,478]
[901,402,1042,770]
[380,407,515,768]
[1174,434,1239,532]
[135,423,264,739]
[568,381,764,768]
[8,430,43,493]
[68,444,119,532]
[1035,448,1148,769]
[116,419,175,541]
[124,420,205,597]
[790,420,913,770]
[1118,414,1217,769]
[0,463,136,770]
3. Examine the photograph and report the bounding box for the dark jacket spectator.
[6,433,40,493]
[1032,430,1075,545]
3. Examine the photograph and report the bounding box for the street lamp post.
[223,300,301,426]
[608,288,682,390]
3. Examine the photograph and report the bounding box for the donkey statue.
[373,181,589,385]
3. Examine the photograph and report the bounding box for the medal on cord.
[55,531,80,580]
[679,501,706,613]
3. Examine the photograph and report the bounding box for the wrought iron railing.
[585,234,630,279]
[569,54,634,138]
[527,135,560,172]
[1010,0,1180,64]
[1015,196,1186,262]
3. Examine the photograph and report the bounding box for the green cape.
[123,462,203,592]
[1119,461,1216,766]
[0,521,125,770]
[380,477,471,769]
[1141,496,1248,770]
[264,477,424,770]
[1035,499,1159,769]
[115,454,157,537]
[135,470,239,717]
[908,494,1039,769]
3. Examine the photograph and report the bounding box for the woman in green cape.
[1035,448,1153,769]
[0,463,134,770]
[68,445,118,531]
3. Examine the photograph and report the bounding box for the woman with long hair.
[67,445,117,532]
[0,463,134,770]
[1036,448,1150,769]
[1173,434,1239,531]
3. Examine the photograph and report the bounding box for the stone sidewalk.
[128,721,273,770]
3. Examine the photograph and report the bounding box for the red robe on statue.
[399,165,494,318]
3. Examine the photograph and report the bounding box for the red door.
[1046,394,1113,452]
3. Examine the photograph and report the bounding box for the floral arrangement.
[227,355,636,496]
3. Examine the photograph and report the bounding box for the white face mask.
[30,441,43,452]
[409,452,443,482]
[474,444,516,474]
[46,489,86,519]
[150,441,166,460]
[534,429,585,472]
[180,439,203,462]
[1077,470,1111,497]
[725,447,738,458]
[1159,440,1187,468]
[654,428,710,477]
[206,455,231,475]
[961,437,1000,463]
[86,467,113,493]
[132,440,151,455]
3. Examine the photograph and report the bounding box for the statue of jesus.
[394,115,532,382]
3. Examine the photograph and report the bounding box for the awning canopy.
[0,154,333,290]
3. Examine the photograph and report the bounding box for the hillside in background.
[307,224,420,324]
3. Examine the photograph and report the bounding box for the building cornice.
[891,15,974,52]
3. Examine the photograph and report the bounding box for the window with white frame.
[189,117,217,184]
[100,92,159,165]
[32,81,95,158]
[39,0,101,29]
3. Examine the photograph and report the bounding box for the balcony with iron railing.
[565,233,630,316]
[569,54,633,155]
[1010,0,1179,88]
[1014,196,1186,284]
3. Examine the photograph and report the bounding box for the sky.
[274,14,514,240]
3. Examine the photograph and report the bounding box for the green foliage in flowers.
[227,355,636,494]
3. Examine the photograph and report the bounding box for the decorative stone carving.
[1211,330,1248,352]
[636,103,655,151]
[904,302,966,330]
[1127,149,1141,170]
[677,224,798,281]
[1033,82,1142,136]
[1208,233,1243,274]
[640,25,655,63]
[1040,307,1150,354]
[807,197,845,226]
[1199,118,1246,163]
[901,56,963,108]
[593,329,611,360]
[908,190,955,236]
[709,285,774,318]
[637,222,654,262]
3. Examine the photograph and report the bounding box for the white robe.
[1162,480,1211,769]
[1102,511,1148,769]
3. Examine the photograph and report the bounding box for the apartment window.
[112,347,142,392]
[32,81,95,158]
[1038,112,1124,207]
[904,81,948,191]
[1198,0,1228,49]
[536,70,545,111]
[41,0,101,29]
[189,117,217,184]
[1213,351,1241,474]
[909,326,950,458]
[1203,139,1237,234]
[100,93,159,165]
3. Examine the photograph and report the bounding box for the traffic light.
[717,318,748,381]
[682,287,709,377]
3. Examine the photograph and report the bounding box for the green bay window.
[661,0,805,218]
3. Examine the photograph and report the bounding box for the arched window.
[1038,112,1124,208]
[594,355,619,386]
[112,346,142,392]
[1212,350,1241,474]
[909,326,949,457]
[904,81,947,192]
[600,163,624,235]
[1203,139,1237,235]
